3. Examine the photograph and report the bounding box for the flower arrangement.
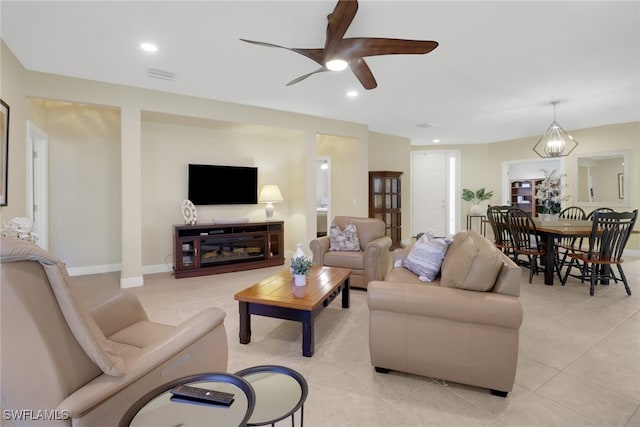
[2,217,38,243]
[461,188,493,205]
[291,256,313,276]
[536,169,568,214]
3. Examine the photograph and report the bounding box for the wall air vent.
[148,68,176,81]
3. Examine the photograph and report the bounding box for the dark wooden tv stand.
[173,221,284,278]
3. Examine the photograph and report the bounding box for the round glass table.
[119,372,256,427]
[234,365,308,427]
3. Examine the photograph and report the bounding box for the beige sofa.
[310,216,392,289]
[367,230,523,397]
[1,238,228,426]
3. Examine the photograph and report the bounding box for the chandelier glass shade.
[533,102,579,158]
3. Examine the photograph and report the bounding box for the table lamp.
[258,185,283,219]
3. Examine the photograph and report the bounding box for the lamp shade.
[258,185,283,203]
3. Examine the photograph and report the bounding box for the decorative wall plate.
[181,200,197,225]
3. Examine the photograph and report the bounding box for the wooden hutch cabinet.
[510,179,546,217]
[369,171,403,249]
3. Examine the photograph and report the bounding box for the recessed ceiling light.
[346,90,358,97]
[432,139,440,143]
[140,42,158,52]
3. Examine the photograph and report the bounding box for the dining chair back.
[555,206,587,273]
[586,207,615,220]
[506,207,545,283]
[561,209,638,296]
[559,206,586,220]
[487,205,514,257]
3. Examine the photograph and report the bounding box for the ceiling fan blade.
[325,0,359,59]
[337,38,439,59]
[350,58,377,90]
[240,39,326,65]
[286,68,328,86]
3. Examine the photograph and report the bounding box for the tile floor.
[66,257,640,426]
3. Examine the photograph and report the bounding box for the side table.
[235,365,308,426]
[466,214,486,236]
[119,372,255,427]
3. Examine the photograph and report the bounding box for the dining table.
[531,218,595,286]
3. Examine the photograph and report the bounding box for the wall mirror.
[575,150,629,207]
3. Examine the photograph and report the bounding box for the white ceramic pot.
[470,204,485,215]
[294,274,307,286]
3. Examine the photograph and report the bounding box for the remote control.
[170,384,235,406]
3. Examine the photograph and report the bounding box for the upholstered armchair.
[309,216,392,289]
[1,238,228,427]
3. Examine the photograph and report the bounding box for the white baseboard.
[120,276,144,288]
[623,249,639,257]
[143,264,173,275]
[67,263,121,277]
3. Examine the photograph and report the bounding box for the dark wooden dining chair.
[506,207,546,283]
[555,206,587,275]
[486,205,514,258]
[561,209,638,296]
[586,207,615,220]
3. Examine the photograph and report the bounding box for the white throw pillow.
[403,232,451,282]
[329,222,360,251]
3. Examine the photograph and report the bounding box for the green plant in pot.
[462,188,493,215]
[291,256,313,286]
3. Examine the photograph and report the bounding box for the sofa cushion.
[403,233,450,282]
[329,222,360,251]
[440,230,503,292]
[324,250,364,270]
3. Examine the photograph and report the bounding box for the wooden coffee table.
[234,266,351,357]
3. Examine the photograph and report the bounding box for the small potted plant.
[291,256,313,286]
[462,187,493,215]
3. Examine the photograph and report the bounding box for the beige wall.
[368,132,412,243]
[0,41,27,221]
[140,114,305,267]
[317,134,368,219]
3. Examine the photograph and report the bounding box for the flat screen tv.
[188,164,258,205]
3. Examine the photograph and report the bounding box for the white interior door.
[411,150,460,238]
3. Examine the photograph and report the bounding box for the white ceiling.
[2,1,639,145]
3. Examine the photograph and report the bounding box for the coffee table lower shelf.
[234,266,351,357]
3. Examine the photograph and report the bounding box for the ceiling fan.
[240,0,438,90]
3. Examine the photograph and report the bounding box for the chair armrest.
[363,236,393,283]
[367,281,522,329]
[309,236,330,265]
[58,308,227,417]
[89,291,149,338]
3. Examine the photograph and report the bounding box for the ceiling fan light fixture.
[326,58,348,71]
[533,102,578,158]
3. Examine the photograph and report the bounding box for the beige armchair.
[309,216,392,289]
[1,238,228,427]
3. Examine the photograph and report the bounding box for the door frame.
[26,120,49,249]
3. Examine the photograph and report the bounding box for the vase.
[541,213,559,222]
[470,204,485,215]
[294,274,307,286]
[290,243,305,274]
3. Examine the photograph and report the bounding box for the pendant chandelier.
[533,101,579,158]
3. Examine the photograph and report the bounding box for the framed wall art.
[0,99,9,206]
